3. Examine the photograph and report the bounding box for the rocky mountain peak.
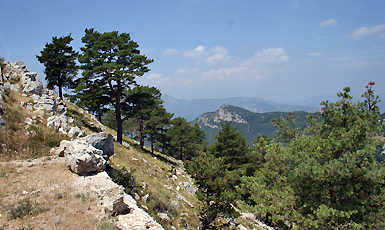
[214,105,248,124]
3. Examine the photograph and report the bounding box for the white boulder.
[60,139,107,174]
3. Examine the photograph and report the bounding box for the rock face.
[22,72,44,96]
[59,132,114,174]
[60,139,107,174]
[81,132,114,159]
[72,171,164,230]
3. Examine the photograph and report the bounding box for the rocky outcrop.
[68,126,82,138]
[60,139,107,174]
[58,132,114,174]
[81,132,114,159]
[214,105,248,124]
[72,171,164,229]
[22,72,44,96]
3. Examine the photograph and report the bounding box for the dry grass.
[0,90,67,161]
[111,142,202,229]
[0,157,111,230]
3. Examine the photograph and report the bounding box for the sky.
[1,0,384,107]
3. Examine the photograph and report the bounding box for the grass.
[0,90,68,161]
[0,157,107,229]
[110,141,202,229]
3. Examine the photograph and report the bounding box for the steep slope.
[193,104,315,146]
[162,94,318,121]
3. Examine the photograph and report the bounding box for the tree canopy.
[239,85,385,229]
[78,28,153,144]
[36,34,78,100]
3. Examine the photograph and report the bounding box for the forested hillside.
[163,94,318,121]
[192,104,319,145]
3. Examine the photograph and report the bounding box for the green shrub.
[112,167,136,196]
[7,198,49,220]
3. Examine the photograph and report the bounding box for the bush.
[112,167,136,196]
[7,198,49,220]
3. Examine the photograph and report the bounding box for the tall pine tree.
[78,28,153,144]
[36,34,78,100]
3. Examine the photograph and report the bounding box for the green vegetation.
[78,28,153,144]
[168,117,206,161]
[36,34,78,100]
[112,166,136,196]
[7,198,49,220]
[238,85,385,229]
[193,105,317,146]
[0,91,67,160]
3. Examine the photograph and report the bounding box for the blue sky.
[1,0,384,107]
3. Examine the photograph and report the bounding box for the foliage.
[0,92,67,160]
[208,121,250,171]
[112,166,136,196]
[240,85,385,229]
[124,85,165,150]
[168,117,206,160]
[7,198,49,220]
[36,34,78,100]
[78,28,153,144]
[70,77,110,122]
[193,106,315,146]
[145,104,173,154]
[185,151,240,229]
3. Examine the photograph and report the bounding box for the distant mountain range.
[162,95,319,121]
[191,104,318,146]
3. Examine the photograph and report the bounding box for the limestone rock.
[141,194,150,203]
[157,213,170,223]
[11,61,26,70]
[60,139,107,174]
[47,115,61,129]
[81,132,114,159]
[22,72,44,96]
[3,82,11,94]
[182,182,197,195]
[10,84,20,92]
[68,126,81,138]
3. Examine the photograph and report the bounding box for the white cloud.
[183,45,231,63]
[351,24,385,37]
[207,46,229,63]
[320,19,338,27]
[194,45,206,52]
[200,66,249,81]
[245,47,289,65]
[308,52,322,56]
[183,45,207,58]
[162,48,179,56]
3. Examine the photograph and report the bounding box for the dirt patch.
[0,156,108,230]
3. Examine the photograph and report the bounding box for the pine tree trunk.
[116,112,123,144]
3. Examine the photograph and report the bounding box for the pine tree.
[78,28,153,144]
[168,117,206,160]
[208,121,250,171]
[124,85,163,149]
[185,151,240,229]
[36,34,78,100]
[240,85,385,229]
[70,77,110,121]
